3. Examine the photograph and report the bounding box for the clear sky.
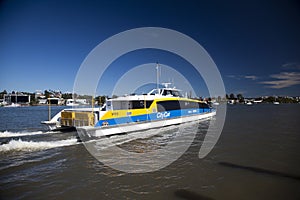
[0,0,299,97]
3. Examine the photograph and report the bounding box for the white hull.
[77,111,216,138]
[66,103,80,106]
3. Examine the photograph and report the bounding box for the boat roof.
[108,87,184,101]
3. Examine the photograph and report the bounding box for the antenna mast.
[156,62,160,90]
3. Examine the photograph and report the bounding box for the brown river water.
[0,104,299,199]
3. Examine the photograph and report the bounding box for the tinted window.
[171,90,182,97]
[157,100,180,111]
[131,100,153,109]
[179,100,199,109]
[112,100,153,110]
[199,103,209,108]
[157,100,209,111]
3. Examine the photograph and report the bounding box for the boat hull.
[76,111,216,139]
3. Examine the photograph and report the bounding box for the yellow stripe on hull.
[100,97,204,121]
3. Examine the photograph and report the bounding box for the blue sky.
[0,0,299,97]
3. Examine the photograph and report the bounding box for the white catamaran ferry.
[42,84,216,137]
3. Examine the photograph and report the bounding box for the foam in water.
[0,138,78,152]
[0,130,48,138]
[85,122,198,151]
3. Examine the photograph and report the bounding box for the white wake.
[0,138,78,152]
[0,130,50,138]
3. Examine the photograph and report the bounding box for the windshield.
[162,89,183,97]
[149,89,160,95]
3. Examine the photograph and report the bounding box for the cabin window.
[107,101,112,110]
[172,90,182,97]
[179,100,200,109]
[111,101,129,110]
[130,100,153,109]
[157,100,209,111]
[162,90,172,96]
[131,100,144,109]
[100,105,106,111]
[162,90,182,97]
[149,89,160,95]
[198,102,209,109]
[157,100,180,111]
[110,100,153,110]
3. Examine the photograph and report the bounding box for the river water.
[0,104,299,199]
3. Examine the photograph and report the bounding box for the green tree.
[237,93,244,103]
[237,93,243,100]
[62,93,72,99]
[44,90,51,98]
[0,90,7,99]
[229,93,235,99]
[264,96,275,103]
[30,93,38,105]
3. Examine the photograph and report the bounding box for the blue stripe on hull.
[95,108,212,127]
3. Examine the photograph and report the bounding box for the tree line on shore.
[226,93,299,104]
[0,90,299,105]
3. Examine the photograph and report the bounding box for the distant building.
[38,98,47,104]
[4,93,30,105]
[76,99,88,105]
[35,90,47,104]
[35,90,44,99]
[47,97,64,105]
[0,99,5,106]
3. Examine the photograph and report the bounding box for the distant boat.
[253,99,263,103]
[228,100,235,104]
[273,101,280,105]
[66,99,79,106]
[246,102,253,105]
[4,103,21,107]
